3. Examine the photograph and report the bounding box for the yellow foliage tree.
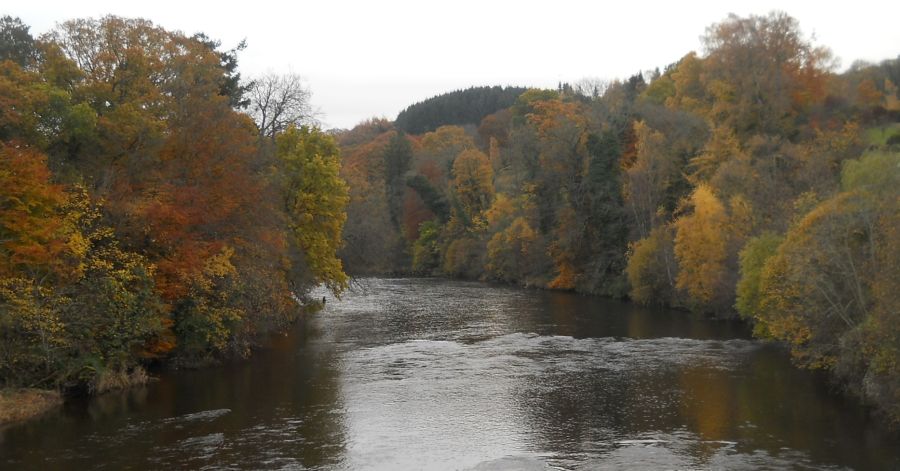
[673,184,729,309]
[451,148,494,226]
[485,217,538,283]
[277,126,350,295]
[626,225,678,305]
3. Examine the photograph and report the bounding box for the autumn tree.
[748,151,899,419]
[673,184,752,313]
[626,225,678,305]
[624,121,683,238]
[0,144,73,282]
[56,188,165,388]
[338,123,401,274]
[383,131,413,232]
[277,125,350,295]
[450,148,494,226]
[485,217,538,283]
[701,12,833,136]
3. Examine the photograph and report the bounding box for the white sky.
[11,1,900,129]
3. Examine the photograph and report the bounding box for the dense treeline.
[338,12,900,422]
[394,86,527,134]
[0,16,349,392]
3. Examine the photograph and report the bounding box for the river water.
[2,278,898,470]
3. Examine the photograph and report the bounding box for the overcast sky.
[11,1,900,129]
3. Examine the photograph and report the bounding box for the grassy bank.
[0,388,62,426]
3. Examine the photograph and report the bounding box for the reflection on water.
[1,278,897,470]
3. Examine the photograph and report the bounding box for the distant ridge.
[395,85,527,134]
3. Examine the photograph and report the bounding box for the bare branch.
[246,72,316,138]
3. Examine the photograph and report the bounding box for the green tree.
[0,16,36,66]
[735,232,783,330]
[411,220,442,274]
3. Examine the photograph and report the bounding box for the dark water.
[2,278,898,470]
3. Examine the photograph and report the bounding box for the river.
[1,278,897,470]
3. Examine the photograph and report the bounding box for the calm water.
[2,278,898,470]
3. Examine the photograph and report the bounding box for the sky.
[11,1,900,129]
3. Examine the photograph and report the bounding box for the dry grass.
[90,367,150,394]
[0,388,62,425]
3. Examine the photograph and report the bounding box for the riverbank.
[0,389,62,426]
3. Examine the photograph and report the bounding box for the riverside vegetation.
[336,13,900,424]
[1,11,899,426]
[0,15,348,419]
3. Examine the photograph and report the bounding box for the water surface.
[2,278,897,469]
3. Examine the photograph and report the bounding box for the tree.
[0,278,65,386]
[46,16,302,360]
[395,86,526,134]
[383,131,413,231]
[247,72,314,138]
[451,148,494,225]
[752,152,899,419]
[701,12,833,136]
[624,121,683,238]
[405,175,449,222]
[626,225,678,305]
[673,184,730,311]
[277,126,350,295]
[0,144,74,282]
[416,125,475,189]
[576,132,628,296]
[57,189,165,388]
[485,217,538,283]
[735,232,783,329]
[0,16,37,67]
[442,237,483,279]
[192,33,251,109]
[338,123,401,274]
[0,187,166,390]
[411,220,441,274]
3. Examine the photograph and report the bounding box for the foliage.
[626,226,678,305]
[383,131,413,231]
[451,148,494,224]
[411,220,442,274]
[277,126,350,295]
[442,237,484,279]
[395,86,527,134]
[0,144,73,281]
[485,217,538,283]
[0,16,37,66]
[673,184,730,311]
[748,152,899,420]
[333,10,900,425]
[0,278,66,386]
[0,15,350,390]
[735,232,783,327]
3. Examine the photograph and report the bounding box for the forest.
[337,13,900,423]
[1,11,899,427]
[0,15,348,394]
